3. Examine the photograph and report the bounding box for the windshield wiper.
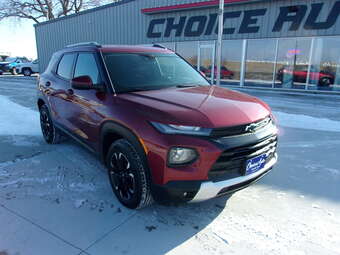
[175,84,201,88]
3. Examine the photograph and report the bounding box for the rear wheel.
[23,68,32,76]
[39,104,64,144]
[106,139,153,209]
[319,77,331,86]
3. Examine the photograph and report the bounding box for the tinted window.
[103,53,209,93]
[74,53,101,84]
[57,54,76,79]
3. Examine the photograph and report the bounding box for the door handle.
[45,81,51,87]
[66,89,74,95]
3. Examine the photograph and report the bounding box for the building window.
[245,39,276,88]
[309,37,340,92]
[221,39,243,86]
[275,38,312,90]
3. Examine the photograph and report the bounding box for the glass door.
[275,38,312,90]
[198,44,215,84]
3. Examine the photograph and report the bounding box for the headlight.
[168,147,198,165]
[151,122,212,136]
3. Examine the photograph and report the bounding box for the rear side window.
[74,53,101,84]
[57,54,76,79]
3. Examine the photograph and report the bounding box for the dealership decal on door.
[146,1,340,38]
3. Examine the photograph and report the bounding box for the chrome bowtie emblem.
[245,123,259,133]
[245,117,270,133]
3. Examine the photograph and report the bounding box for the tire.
[106,139,153,209]
[23,68,32,76]
[39,104,64,144]
[319,77,331,86]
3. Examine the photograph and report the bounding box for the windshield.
[103,52,210,93]
[3,57,15,62]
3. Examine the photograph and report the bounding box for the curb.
[0,76,37,82]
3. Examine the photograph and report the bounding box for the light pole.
[216,0,224,86]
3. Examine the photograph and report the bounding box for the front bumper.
[151,153,277,203]
[191,153,277,202]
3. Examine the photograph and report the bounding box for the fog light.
[168,147,197,165]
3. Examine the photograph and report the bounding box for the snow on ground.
[273,111,340,132]
[0,95,40,136]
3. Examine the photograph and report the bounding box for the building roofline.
[34,0,136,27]
[141,0,271,14]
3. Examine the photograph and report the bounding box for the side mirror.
[71,75,93,90]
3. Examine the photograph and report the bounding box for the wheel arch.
[37,98,46,110]
[100,121,149,168]
[22,67,32,72]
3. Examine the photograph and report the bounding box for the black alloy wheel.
[109,152,136,201]
[39,104,64,144]
[106,139,152,209]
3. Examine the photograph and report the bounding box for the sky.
[0,18,37,59]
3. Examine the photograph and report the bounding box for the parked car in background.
[16,59,39,76]
[0,60,9,74]
[37,43,278,209]
[205,66,234,79]
[0,57,30,75]
[192,65,208,76]
[276,65,334,86]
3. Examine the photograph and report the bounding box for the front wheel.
[39,104,64,144]
[23,68,32,76]
[106,139,153,209]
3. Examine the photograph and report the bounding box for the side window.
[74,53,101,84]
[57,54,76,80]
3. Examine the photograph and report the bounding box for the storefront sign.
[146,1,340,38]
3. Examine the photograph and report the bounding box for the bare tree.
[0,0,116,23]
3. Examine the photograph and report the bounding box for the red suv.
[277,65,334,86]
[205,66,234,79]
[37,43,278,209]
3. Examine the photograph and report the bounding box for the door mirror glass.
[71,75,93,90]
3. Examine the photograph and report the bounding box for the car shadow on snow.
[85,196,232,254]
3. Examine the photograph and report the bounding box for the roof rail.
[152,43,167,49]
[66,42,101,48]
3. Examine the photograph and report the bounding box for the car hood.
[0,62,10,65]
[120,86,271,128]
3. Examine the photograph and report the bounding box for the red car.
[205,66,234,79]
[37,43,278,209]
[277,65,334,86]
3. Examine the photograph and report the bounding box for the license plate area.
[245,154,267,175]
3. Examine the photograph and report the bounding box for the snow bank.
[0,95,41,136]
[273,111,340,132]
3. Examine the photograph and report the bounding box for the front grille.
[210,116,272,138]
[208,135,277,182]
